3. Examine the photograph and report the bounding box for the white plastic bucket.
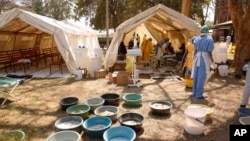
[74,69,84,80]
[218,65,228,76]
[184,108,206,135]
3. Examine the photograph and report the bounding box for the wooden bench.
[0,51,11,73]
[20,48,44,69]
[8,50,30,73]
[50,56,65,74]
[42,47,60,65]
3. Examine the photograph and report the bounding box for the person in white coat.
[240,58,250,107]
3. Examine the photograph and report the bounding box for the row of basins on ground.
[46,93,214,141]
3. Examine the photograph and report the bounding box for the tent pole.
[105,0,109,49]
[13,32,17,50]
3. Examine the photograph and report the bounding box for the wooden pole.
[106,0,109,48]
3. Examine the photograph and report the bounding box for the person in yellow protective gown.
[139,38,154,61]
[184,37,195,88]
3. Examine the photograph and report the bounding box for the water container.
[75,48,88,68]
[89,48,103,58]
[88,57,102,77]
[213,42,229,64]
[218,65,228,76]
[74,69,84,80]
[184,108,206,135]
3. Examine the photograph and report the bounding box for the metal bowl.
[59,97,79,111]
[149,101,172,116]
[94,105,119,121]
[101,93,120,106]
[46,130,81,141]
[54,116,83,133]
[118,112,144,131]
[239,116,250,125]
[84,98,105,112]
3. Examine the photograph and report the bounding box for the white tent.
[0,8,100,73]
[104,4,201,69]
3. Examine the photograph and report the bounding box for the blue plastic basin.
[238,108,250,117]
[83,116,112,138]
[103,126,136,141]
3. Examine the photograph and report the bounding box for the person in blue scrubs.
[191,25,215,99]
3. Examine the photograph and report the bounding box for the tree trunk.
[228,0,250,74]
[181,0,192,17]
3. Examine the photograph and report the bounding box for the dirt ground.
[0,68,246,141]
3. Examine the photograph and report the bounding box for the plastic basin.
[238,108,250,117]
[66,104,90,120]
[83,116,112,138]
[0,130,25,141]
[123,93,142,107]
[103,126,136,141]
[101,93,120,106]
[59,97,79,111]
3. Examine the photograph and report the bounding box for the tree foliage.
[74,0,211,30]
[228,0,250,73]
[0,0,18,13]
[32,0,74,20]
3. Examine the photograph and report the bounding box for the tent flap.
[104,4,201,69]
[0,8,100,74]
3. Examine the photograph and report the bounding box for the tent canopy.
[0,8,100,73]
[104,4,201,69]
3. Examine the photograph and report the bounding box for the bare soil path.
[0,70,245,141]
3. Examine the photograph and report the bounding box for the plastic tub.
[123,93,142,107]
[103,126,136,141]
[55,116,83,133]
[59,97,79,111]
[66,104,90,120]
[238,108,250,117]
[184,108,206,135]
[101,93,120,106]
[83,116,112,138]
[46,130,80,141]
[0,130,25,141]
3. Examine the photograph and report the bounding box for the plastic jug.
[213,42,229,64]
